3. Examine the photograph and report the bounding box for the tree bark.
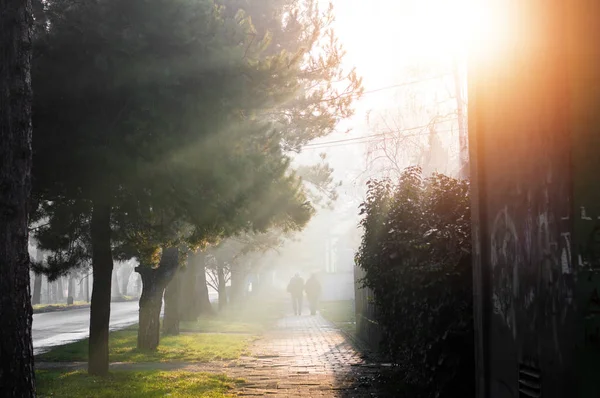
[120,263,133,296]
[88,203,114,376]
[57,277,64,301]
[217,262,227,311]
[163,268,181,335]
[197,260,213,315]
[67,276,73,297]
[137,247,179,350]
[136,273,142,298]
[137,268,163,351]
[31,249,42,304]
[49,278,55,303]
[229,266,248,307]
[42,275,49,304]
[78,276,84,301]
[180,252,213,321]
[0,0,36,393]
[111,265,121,298]
[84,274,90,302]
[32,273,42,305]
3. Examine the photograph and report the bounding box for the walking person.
[304,273,322,316]
[287,273,304,315]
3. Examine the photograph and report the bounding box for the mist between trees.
[27,0,362,379]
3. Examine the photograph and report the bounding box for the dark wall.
[567,0,600,396]
[354,264,382,352]
[469,0,581,397]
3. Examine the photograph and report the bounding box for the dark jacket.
[287,276,304,296]
[304,276,321,299]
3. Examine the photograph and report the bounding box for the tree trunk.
[51,280,57,303]
[217,263,227,311]
[67,276,74,298]
[163,269,181,335]
[136,273,142,298]
[137,247,179,350]
[42,275,48,304]
[0,0,36,393]
[32,273,42,305]
[229,266,247,307]
[111,265,121,298]
[84,275,90,302]
[88,203,114,376]
[31,249,43,305]
[197,261,213,315]
[57,277,64,301]
[179,258,197,322]
[137,268,163,351]
[120,263,133,296]
[180,252,213,321]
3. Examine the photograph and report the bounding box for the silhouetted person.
[287,273,304,315]
[304,274,322,316]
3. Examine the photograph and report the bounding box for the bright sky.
[294,0,501,225]
[297,0,479,184]
[279,0,503,270]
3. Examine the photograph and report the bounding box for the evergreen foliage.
[28,0,361,374]
[356,167,474,398]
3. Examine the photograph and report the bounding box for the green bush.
[356,166,474,398]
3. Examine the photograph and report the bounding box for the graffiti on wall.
[489,187,575,364]
[578,206,600,348]
[491,207,519,339]
[579,207,600,271]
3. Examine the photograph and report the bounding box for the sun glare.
[331,0,507,75]
[398,0,504,63]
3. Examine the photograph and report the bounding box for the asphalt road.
[32,301,141,355]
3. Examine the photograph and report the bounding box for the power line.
[357,74,451,97]
[303,126,459,150]
[302,118,458,148]
[325,74,452,102]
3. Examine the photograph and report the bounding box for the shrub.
[356,166,474,397]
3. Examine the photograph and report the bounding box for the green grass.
[37,327,252,363]
[319,300,356,335]
[181,296,286,334]
[180,317,266,334]
[36,370,243,398]
[33,301,88,311]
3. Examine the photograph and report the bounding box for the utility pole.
[453,57,469,180]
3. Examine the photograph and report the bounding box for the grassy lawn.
[181,296,286,334]
[33,301,88,309]
[37,370,243,398]
[180,316,266,334]
[32,301,90,314]
[37,327,252,363]
[319,300,356,335]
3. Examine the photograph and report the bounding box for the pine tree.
[0,0,36,395]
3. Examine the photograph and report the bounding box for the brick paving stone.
[229,314,391,397]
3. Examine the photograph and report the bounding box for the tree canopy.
[29,0,361,375]
[31,0,321,270]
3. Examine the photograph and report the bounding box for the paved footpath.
[228,314,390,397]
[37,314,394,397]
